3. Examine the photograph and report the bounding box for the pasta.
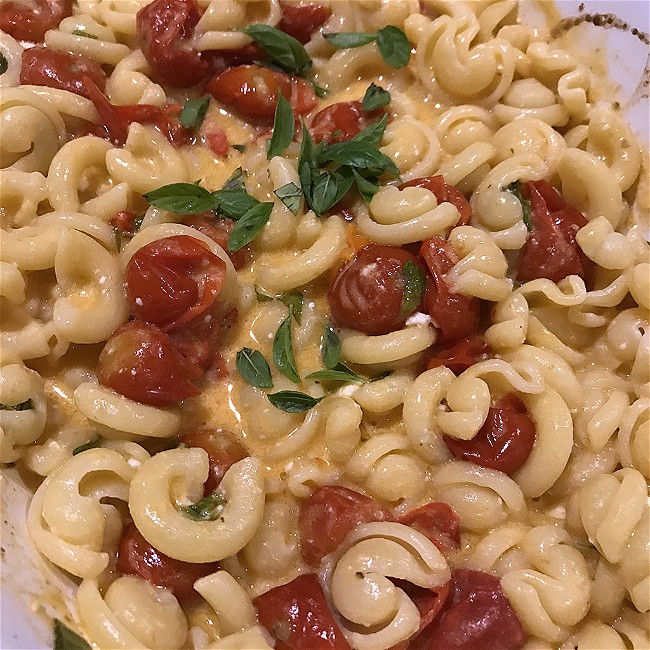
[0,1,648,649]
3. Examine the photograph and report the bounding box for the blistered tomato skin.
[185,214,250,270]
[310,101,383,144]
[0,0,73,42]
[427,335,492,375]
[397,502,461,553]
[400,176,472,226]
[278,0,331,43]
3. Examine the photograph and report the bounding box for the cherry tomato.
[443,394,536,474]
[116,523,219,602]
[417,569,526,650]
[299,485,392,566]
[328,245,426,336]
[110,211,140,234]
[181,429,248,494]
[20,47,106,99]
[97,321,202,407]
[0,0,72,42]
[278,1,331,44]
[427,335,492,375]
[125,235,227,333]
[205,125,229,157]
[419,237,481,345]
[400,176,472,227]
[254,574,351,650]
[136,0,208,88]
[517,180,593,283]
[185,214,250,270]
[397,502,460,553]
[206,65,317,125]
[310,101,384,144]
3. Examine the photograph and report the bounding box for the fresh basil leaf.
[72,438,102,455]
[256,289,274,302]
[228,201,273,252]
[113,228,122,252]
[400,259,426,317]
[231,144,246,153]
[298,121,319,211]
[222,167,246,191]
[362,83,391,112]
[267,93,295,159]
[506,181,533,231]
[274,182,302,216]
[321,141,400,178]
[54,620,91,650]
[280,291,304,325]
[322,324,341,369]
[236,348,273,388]
[323,32,378,48]
[132,214,145,231]
[180,95,210,130]
[310,169,354,215]
[213,189,259,220]
[244,24,312,77]
[376,25,411,68]
[273,316,300,383]
[370,370,392,382]
[0,53,8,76]
[352,169,380,203]
[352,113,388,146]
[180,492,227,521]
[71,29,98,39]
[0,399,32,411]
[307,363,367,383]
[311,81,328,98]
[267,391,324,413]
[144,182,214,214]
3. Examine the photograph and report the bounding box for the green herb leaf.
[144,182,214,214]
[180,492,227,521]
[376,25,411,68]
[256,289,274,302]
[223,167,246,191]
[71,29,98,39]
[179,95,210,130]
[352,113,388,146]
[400,259,426,317]
[362,83,391,111]
[352,169,380,203]
[54,620,91,650]
[273,316,300,383]
[322,324,341,369]
[320,141,400,178]
[0,399,33,411]
[245,24,312,77]
[323,32,378,48]
[298,121,321,212]
[0,53,8,76]
[307,363,367,383]
[274,182,302,215]
[312,82,329,98]
[267,391,324,413]
[72,438,102,455]
[213,189,259,220]
[228,201,273,252]
[231,144,246,153]
[267,93,295,159]
[236,348,273,388]
[280,291,304,325]
[506,181,533,231]
[310,169,354,215]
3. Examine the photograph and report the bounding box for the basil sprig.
[144,183,214,214]
[307,364,367,383]
[180,95,210,130]
[0,399,33,411]
[324,26,412,68]
[180,492,227,521]
[256,290,304,324]
[273,316,300,382]
[362,83,391,111]
[227,202,273,252]
[72,438,102,455]
[400,260,426,317]
[0,53,7,76]
[267,391,324,413]
[244,24,312,77]
[274,182,302,215]
[506,181,533,231]
[322,324,341,369]
[223,167,245,191]
[267,93,294,159]
[54,620,91,650]
[236,348,273,388]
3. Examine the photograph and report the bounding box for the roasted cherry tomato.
[110,211,140,234]
[419,237,481,344]
[278,0,331,44]
[0,0,72,42]
[400,176,472,226]
[125,235,227,332]
[136,0,208,88]
[328,245,426,336]
[206,64,317,125]
[299,485,392,566]
[397,502,460,553]
[97,321,202,407]
[444,394,536,474]
[310,101,383,144]
[427,335,492,375]
[517,180,593,283]
[254,574,351,650]
[20,47,106,99]
[185,214,250,270]
[116,523,219,602]
[417,569,526,650]
[181,429,248,494]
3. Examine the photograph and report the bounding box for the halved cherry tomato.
[20,47,106,99]
[116,523,219,602]
[328,245,426,336]
[110,211,140,234]
[400,176,472,227]
[310,100,383,144]
[181,430,248,494]
[254,574,351,650]
[397,502,460,553]
[125,235,227,332]
[517,180,593,283]
[136,0,208,88]
[97,321,202,407]
[185,214,250,270]
[206,65,317,125]
[299,485,392,566]
[427,335,492,375]
[0,0,73,42]
[419,237,481,345]
[278,1,331,44]
[443,394,536,474]
[416,570,526,650]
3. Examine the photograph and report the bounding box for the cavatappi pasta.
[0,1,648,649]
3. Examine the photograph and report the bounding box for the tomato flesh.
[278,1,331,44]
[400,176,472,227]
[427,335,492,375]
[397,502,460,553]
[310,101,383,144]
[185,214,250,270]
[0,0,72,42]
